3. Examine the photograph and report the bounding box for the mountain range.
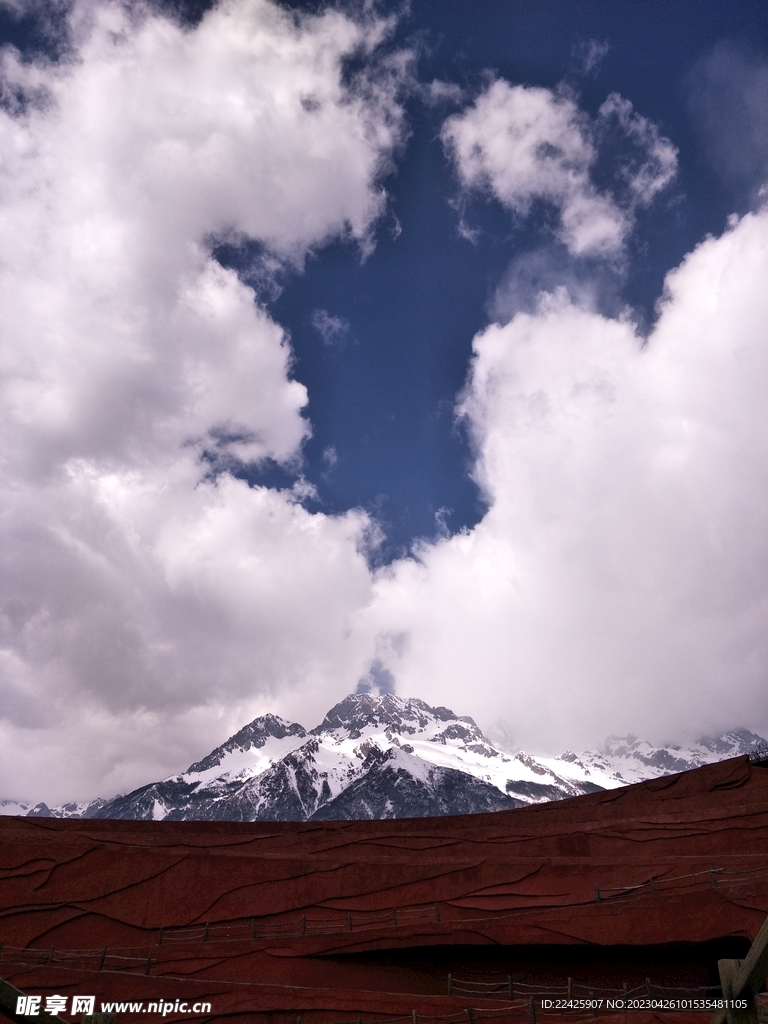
[2,693,766,821]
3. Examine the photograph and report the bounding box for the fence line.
[5,948,757,1024]
[0,943,728,1002]
[7,860,764,955]
[0,860,764,992]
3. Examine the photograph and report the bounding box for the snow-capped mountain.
[310,744,520,820]
[86,695,529,821]
[0,799,33,816]
[25,798,109,819]
[3,695,766,822]
[555,729,768,787]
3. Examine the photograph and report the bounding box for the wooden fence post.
[710,913,768,1024]
[717,959,758,1024]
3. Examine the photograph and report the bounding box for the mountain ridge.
[3,694,766,822]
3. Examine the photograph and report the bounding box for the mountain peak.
[6,695,766,824]
[186,713,306,775]
[696,728,766,756]
[311,692,470,740]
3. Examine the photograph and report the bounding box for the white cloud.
[1,3,765,808]
[362,208,768,752]
[421,78,465,107]
[442,80,676,257]
[597,93,678,208]
[323,445,339,468]
[573,39,609,78]
[312,308,350,345]
[0,0,408,802]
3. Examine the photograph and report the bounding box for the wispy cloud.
[312,309,350,346]
[686,40,768,207]
[442,80,676,258]
[573,39,610,78]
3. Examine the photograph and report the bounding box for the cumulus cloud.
[361,207,768,752]
[0,0,408,802]
[442,80,677,257]
[2,5,766,807]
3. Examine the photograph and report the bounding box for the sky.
[0,0,767,805]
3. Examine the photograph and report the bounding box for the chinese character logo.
[16,995,83,1016]
[72,996,96,1015]
[16,996,41,1016]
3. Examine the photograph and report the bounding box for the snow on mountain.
[0,798,108,819]
[70,694,605,821]
[96,714,315,821]
[306,693,606,804]
[184,714,308,786]
[3,696,766,822]
[0,799,32,816]
[310,744,519,820]
[553,728,768,787]
[86,693,716,820]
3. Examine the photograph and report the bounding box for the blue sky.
[0,0,767,803]
[257,0,768,553]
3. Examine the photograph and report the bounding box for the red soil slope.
[1,756,767,1023]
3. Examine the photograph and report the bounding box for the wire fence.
[1,859,765,1020]
[444,974,724,1000]
[240,996,768,1024]
[0,941,731,1001]
[6,947,766,1024]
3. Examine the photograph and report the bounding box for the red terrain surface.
[1,756,767,1024]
